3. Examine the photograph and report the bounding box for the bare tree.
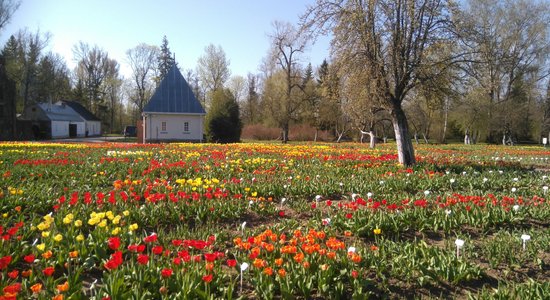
[267,21,308,143]
[0,0,20,33]
[456,0,550,143]
[303,0,453,166]
[103,59,122,133]
[126,43,159,114]
[196,44,231,102]
[73,42,111,115]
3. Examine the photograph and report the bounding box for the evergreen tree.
[302,62,313,88]
[205,89,242,143]
[157,35,176,80]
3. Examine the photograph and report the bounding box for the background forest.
[1,0,549,145]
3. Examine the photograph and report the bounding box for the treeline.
[0,0,549,145]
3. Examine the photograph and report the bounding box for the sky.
[0,0,331,79]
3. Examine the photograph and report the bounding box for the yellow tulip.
[53,234,63,242]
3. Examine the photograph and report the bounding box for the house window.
[161,122,166,131]
[184,122,189,132]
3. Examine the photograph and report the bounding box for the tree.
[539,80,550,141]
[73,42,112,115]
[1,29,50,110]
[157,35,176,81]
[243,73,260,124]
[316,59,343,140]
[103,59,122,133]
[303,0,454,166]
[205,89,242,143]
[196,44,231,107]
[0,0,20,33]
[456,0,550,143]
[267,21,308,143]
[126,43,159,114]
[36,52,71,102]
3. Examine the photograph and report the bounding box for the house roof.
[143,65,206,115]
[58,101,101,121]
[37,103,84,122]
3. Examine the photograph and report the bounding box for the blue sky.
[0,0,331,78]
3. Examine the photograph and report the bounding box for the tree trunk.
[314,128,318,142]
[281,124,289,144]
[368,131,376,149]
[414,132,419,144]
[441,97,448,143]
[391,105,416,166]
[422,133,429,144]
[336,131,344,143]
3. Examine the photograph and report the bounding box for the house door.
[69,124,77,137]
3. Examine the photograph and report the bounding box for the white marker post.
[521,234,531,251]
[241,221,246,234]
[455,239,465,258]
[240,262,249,293]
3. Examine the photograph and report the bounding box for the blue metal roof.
[143,65,206,114]
[37,103,83,122]
[58,101,101,121]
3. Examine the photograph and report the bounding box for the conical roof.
[143,65,205,114]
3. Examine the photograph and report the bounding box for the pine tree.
[157,35,176,80]
[205,89,242,143]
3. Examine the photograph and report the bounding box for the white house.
[57,101,101,136]
[142,65,206,143]
[21,102,85,139]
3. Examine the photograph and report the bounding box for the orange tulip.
[293,252,304,263]
[57,281,69,292]
[205,262,214,272]
[42,250,53,259]
[253,258,266,268]
[263,267,273,276]
[30,283,42,294]
[277,268,286,277]
[350,253,362,263]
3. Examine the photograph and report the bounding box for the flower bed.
[0,142,549,299]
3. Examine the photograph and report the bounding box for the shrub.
[205,89,242,143]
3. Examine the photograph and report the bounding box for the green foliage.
[205,89,242,143]
[157,35,176,81]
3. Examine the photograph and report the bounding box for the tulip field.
[0,141,549,299]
